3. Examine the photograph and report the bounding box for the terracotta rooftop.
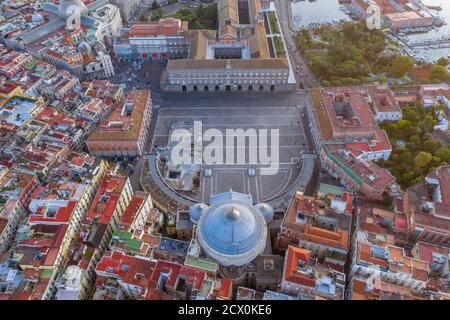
[84,173,127,226]
[129,18,183,37]
[168,58,289,70]
[301,223,349,251]
[28,200,77,224]
[413,241,449,265]
[87,90,151,142]
[120,193,147,229]
[308,86,391,152]
[282,193,319,231]
[367,85,401,114]
[283,246,316,288]
[96,250,156,289]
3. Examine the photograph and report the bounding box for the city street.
[107,57,164,191]
[275,0,319,88]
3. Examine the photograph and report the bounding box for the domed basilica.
[189,191,273,269]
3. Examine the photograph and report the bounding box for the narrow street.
[129,103,161,192]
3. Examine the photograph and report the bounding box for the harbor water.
[291,0,351,30]
[402,0,450,62]
[290,0,450,62]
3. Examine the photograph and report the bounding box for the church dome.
[32,14,44,23]
[197,192,267,267]
[189,203,209,224]
[254,203,274,223]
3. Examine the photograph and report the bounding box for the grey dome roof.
[254,203,274,223]
[189,203,209,224]
[197,192,267,267]
[32,14,44,23]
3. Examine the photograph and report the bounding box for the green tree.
[409,135,421,146]
[139,12,147,21]
[391,55,414,78]
[437,57,449,66]
[414,151,432,168]
[430,64,448,82]
[377,75,388,83]
[423,139,440,154]
[396,119,410,130]
[151,0,161,10]
[381,192,393,207]
[436,147,450,163]
[196,4,204,17]
[151,8,163,21]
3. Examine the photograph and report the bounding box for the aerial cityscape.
[0,0,449,303]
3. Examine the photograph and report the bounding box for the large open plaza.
[143,91,314,210]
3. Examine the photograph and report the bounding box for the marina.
[291,0,352,30]
[290,0,450,63]
[397,0,450,62]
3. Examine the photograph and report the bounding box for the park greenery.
[268,12,279,34]
[377,103,449,189]
[139,12,148,22]
[273,36,285,58]
[294,21,413,86]
[437,57,449,66]
[171,4,217,30]
[151,8,164,21]
[390,55,414,78]
[410,57,450,84]
[151,0,161,10]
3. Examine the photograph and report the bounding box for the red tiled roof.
[96,251,156,289]
[301,223,349,250]
[309,87,392,153]
[84,173,127,225]
[214,278,233,299]
[28,200,77,224]
[0,217,8,237]
[120,194,146,228]
[283,246,316,288]
[0,82,19,94]
[414,241,449,264]
[358,243,389,268]
[129,19,181,37]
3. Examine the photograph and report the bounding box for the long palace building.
[113,0,295,92]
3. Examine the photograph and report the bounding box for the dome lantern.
[195,191,268,267]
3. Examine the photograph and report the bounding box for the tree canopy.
[378,103,445,189]
[294,21,397,86]
[390,55,414,78]
[172,4,217,29]
[437,57,449,66]
[414,151,432,168]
